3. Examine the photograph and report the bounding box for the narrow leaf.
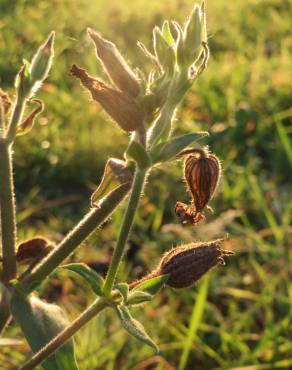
[62,263,104,296]
[151,131,208,163]
[115,305,159,351]
[125,140,152,169]
[133,274,169,295]
[17,99,44,136]
[126,291,153,306]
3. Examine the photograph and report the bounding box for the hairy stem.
[22,183,131,292]
[0,140,17,282]
[103,168,146,295]
[19,298,108,370]
[6,97,25,142]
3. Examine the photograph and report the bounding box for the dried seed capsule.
[156,240,234,288]
[88,28,140,98]
[184,147,221,213]
[16,236,53,263]
[70,64,144,132]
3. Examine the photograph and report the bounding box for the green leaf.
[114,283,129,302]
[62,263,104,296]
[151,132,208,163]
[91,158,132,207]
[126,291,153,306]
[133,274,169,295]
[125,140,152,169]
[115,305,159,351]
[10,295,78,370]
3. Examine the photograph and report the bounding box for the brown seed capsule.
[70,64,144,132]
[184,148,221,212]
[0,88,12,114]
[156,239,234,288]
[16,236,53,263]
[87,28,140,98]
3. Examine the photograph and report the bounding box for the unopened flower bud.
[156,240,234,288]
[88,28,140,97]
[153,27,175,74]
[183,5,203,61]
[70,64,144,132]
[184,147,221,214]
[30,31,55,85]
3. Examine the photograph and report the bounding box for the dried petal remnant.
[70,64,144,132]
[157,240,234,288]
[0,88,12,114]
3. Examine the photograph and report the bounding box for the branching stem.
[103,168,147,295]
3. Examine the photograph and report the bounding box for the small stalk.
[19,298,108,370]
[103,167,147,295]
[22,182,131,292]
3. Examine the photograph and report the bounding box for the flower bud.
[70,64,144,132]
[153,27,175,74]
[30,31,55,85]
[88,28,140,98]
[184,147,221,214]
[183,5,203,61]
[156,240,234,288]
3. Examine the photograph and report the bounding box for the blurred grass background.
[0,0,292,369]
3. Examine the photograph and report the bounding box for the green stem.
[6,97,25,142]
[103,168,146,295]
[22,183,131,292]
[19,298,108,370]
[0,140,17,282]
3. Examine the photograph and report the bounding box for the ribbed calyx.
[155,239,234,288]
[87,28,140,98]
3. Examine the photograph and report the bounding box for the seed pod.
[184,147,221,213]
[156,240,234,288]
[16,236,53,263]
[0,88,12,114]
[70,64,144,132]
[87,28,140,98]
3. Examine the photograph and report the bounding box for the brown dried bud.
[16,237,53,263]
[0,88,12,114]
[156,240,234,288]
[70,64,144,132]
[87,28,140,98]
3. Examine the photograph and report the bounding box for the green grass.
[0,0,292,369]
